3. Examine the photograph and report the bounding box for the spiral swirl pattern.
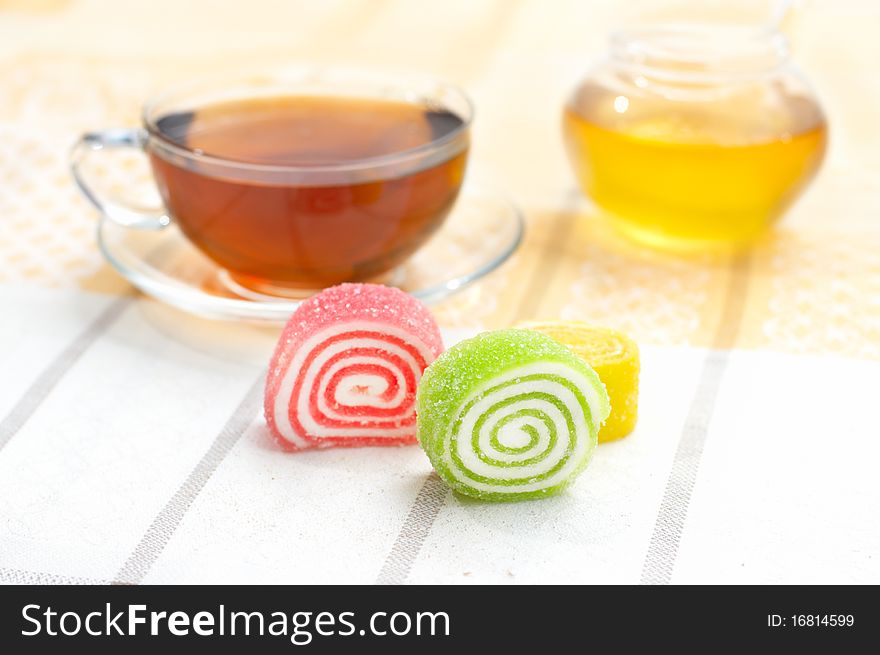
[271,322,435,449]
[443,364,600,496]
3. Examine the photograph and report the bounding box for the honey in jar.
[563,26,827,249]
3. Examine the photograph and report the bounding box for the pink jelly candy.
[264,283,444,450]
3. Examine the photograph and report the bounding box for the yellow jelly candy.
[517,321,639,442]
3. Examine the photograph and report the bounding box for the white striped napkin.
[1,286,878,584]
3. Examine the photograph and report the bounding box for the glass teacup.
[72,68,472,296]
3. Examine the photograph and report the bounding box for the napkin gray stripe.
[0,566,109,585]
[0,295,133,454]
[376,195,578,586]
[115,374,265,585]
[639,350,733,585]
[376,473,448,584]
[640,254,752,585]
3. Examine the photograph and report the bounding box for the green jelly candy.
[416,329,610,501]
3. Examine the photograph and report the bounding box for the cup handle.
[70,128,171,230]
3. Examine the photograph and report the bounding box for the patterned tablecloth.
[1,0,878,584]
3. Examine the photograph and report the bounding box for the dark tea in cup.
[149,95,468,292]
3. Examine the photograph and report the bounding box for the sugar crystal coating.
[265,283,444,450]
[416,329,610,501]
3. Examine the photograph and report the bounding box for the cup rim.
[140,65,474,175]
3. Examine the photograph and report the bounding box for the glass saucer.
[97,182,524,323]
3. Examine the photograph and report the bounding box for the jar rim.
[609,23,790,83]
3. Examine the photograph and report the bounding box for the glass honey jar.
[563,24,827,250]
